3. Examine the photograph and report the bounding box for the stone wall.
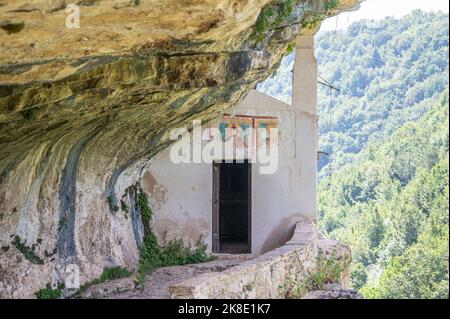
[169,220,351,299]
[170,220,317,298]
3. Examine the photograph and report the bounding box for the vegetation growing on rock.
[12,235,44,265]
[74,267,133,298]
[137,188,213,284]
[302,0,340,29]
[252,0,296,42]
[138,189,152,227]
[280,249,348,298]
[35,283,64,299]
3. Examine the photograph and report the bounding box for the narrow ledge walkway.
[80,259,245,299]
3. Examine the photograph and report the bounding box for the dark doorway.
[212,160,251,254]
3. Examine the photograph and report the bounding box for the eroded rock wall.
[0,0,361,298]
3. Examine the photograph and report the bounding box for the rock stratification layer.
[0,0,360,298]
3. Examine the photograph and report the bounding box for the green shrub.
[135,187,214,284]
[138,189,152,225]
[99,266,132,282]
[252,1,295,42]
[325,0,339,12]
[254,6,274,35]
[12,235,44,265]
[311,253,346,288]
[137,234,213,284]
[286,42,295,54]
[281,253,346,298]
[275,0,293,26]
[35,284,64,299]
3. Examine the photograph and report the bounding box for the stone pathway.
[301,288,363,299]
[106,259,244,299]
[77,238,362,299]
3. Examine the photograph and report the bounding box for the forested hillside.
[258,10,449,298]
[258,10,449,177]
[319,90,448,298]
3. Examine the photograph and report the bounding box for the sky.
[320,0,449,32]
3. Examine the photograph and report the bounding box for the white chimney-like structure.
[292,35,318,221]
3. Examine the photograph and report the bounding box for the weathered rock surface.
[169,221,321,299]
[167,221,355,299]
[0,0,361,298]
[301,288,363,299]
[318,238,352,288]
[72,223,357,299]
[78,276,136,299]
[111,259,243,299]
[299,239,362,299]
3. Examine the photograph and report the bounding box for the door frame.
[212,160,252,253]
[212,162,220,252]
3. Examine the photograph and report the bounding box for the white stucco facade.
[142,35,318,256]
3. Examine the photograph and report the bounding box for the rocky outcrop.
[0,0,361,298]
[78,277,135,299]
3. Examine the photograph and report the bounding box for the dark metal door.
[212,161,252,254]
[247,162,252,252]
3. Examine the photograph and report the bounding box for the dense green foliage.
[252,0,294,42]
[138,234,211,283]
[97,266,132,282]
[320,91,449,298]
[35,283,64,299]
[137,188,213,283]
[316,11,448,178]
[138,189,152,227]
[259,11,449,298]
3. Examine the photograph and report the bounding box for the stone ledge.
[301,289,363,299]
[78,277,136,299]
[169,220,318,299]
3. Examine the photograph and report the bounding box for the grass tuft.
[35,283,64,299]
[136,187,214,284]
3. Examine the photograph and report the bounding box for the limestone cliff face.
[0,0,361,298]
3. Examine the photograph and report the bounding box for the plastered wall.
[142,36,318,256]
